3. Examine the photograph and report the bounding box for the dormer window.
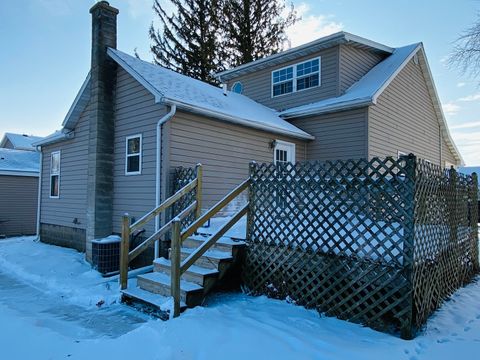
[271,57,321,97]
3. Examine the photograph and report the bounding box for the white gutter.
[166,98,314,140]
[35,146,43,240]
[154,104,177,258]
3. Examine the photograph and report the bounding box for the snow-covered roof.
[107,48,314,140]
[279,43,464,166]
[0,133,43,151]
[280,44,420,118]
[216,31,394,81]
[33,130,73,147]
[0,148,40,176]
[62,73,91,130]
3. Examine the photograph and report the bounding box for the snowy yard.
[0,237,479,359]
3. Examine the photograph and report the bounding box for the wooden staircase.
[118,164,249,317]
[124,235,245,310]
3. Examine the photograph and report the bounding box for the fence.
[243,155,478,338]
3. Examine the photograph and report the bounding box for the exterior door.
[274,140,295,164]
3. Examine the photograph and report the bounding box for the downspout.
[155,103,177,258]
[439,126,443,167]
[35,146,43,241]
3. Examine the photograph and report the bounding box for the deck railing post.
[195,163,203,219]
[120,213,130,290]
[170,218,181,317]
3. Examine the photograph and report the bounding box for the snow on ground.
[0,236,120,307]
[1,236,480,359]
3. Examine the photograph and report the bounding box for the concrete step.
[176,247,233,270]
[153,257,218,291]
[183,235,246,253]
[137,272,204,307]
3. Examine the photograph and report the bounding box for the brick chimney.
[86,1,119,262]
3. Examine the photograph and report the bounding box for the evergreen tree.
[149,0,223,84]
[223,0,298,67]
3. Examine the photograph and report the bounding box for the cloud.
[450,121,480,130]
[457,82,466,88]
[286,3,343,47]
[458,93,480,102]
[442,102,461,116]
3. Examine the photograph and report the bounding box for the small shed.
[0,148,40,237]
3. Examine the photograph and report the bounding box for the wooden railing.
[119,164,203,290]
[170,178,251,316]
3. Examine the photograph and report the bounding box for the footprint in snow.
[436,338,449,344]
[464,326,471,332]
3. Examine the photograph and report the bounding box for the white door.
[274,140,295,164]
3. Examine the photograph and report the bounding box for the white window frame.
[445,161,456,170]
[125,134,142,176]
[49,151,60,199]
[271,57,321,98]
[231,81,244,94]
[397,151,408,159]
[274,140,296,164]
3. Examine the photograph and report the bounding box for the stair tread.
[189,234,246,246]
[154,257,218,276]
[180,246,233,260]
[121,280,187,309]
[138,271,203,292]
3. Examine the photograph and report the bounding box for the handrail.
[120,164,203,290]
[180,204,248,273]
[181,179,251,241]
[170,178,250,317]
[130,177,198,233]
[128,201,197,262]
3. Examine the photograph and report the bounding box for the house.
[0,133,43,151]
[35,1,462,263]
[0,144,40,237]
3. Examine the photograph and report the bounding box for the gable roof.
[216,31,394,81]
[280,44,420,118]
[62,73,91,130]
[107,48,313,140]
[0,148,40,176]
[0,133,43,151]
[279,43,464,165]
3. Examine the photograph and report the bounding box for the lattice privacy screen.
[243,156,478,338]
[172,166,197,230]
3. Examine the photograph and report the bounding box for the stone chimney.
[86,1,119,262]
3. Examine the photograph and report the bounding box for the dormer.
[216,32,393,112]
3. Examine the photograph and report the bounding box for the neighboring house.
[35,2,463,261]
[0,133,43,151]
[0,148,40,237]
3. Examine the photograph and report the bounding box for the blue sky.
[0,0,479,165]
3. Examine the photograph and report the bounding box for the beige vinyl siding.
[169,110,307,211]
[40,104,90,229]
[442,136,457,167]
[290,108,368,161]
[339,45,384,93]
[227,46,340,111]
[111,68,167,234]
[0,175,38,236]
[368,58,444,165]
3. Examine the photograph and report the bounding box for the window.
[272,66,294,96]
[296,58,320,91]
[125,134,142,175]
[50,151,60,198]
[274,140,295,164]
[231,82,244,94]
[271,57,321,97]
